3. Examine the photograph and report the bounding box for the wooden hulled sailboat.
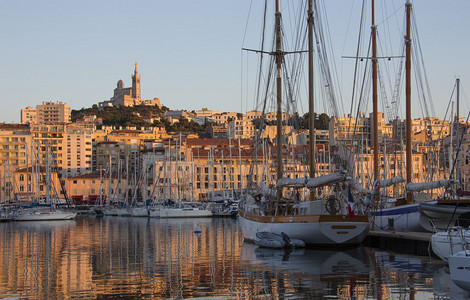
[238,0,370,246]
[367,1,458,232]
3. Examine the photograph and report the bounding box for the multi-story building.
[94,139,141,175]
[329,112,392,146]
[30,124,66,170]
[0,165,65,202]
[208,125,228,139]
[265,111,291,123]
[36,101,71,124]
[392,117,451,143]
[245,110,262,121]
[0,124,32,167]
[64,126,93,177]
[213,112,238,125]
[228,119,255,139]
[65,170,133,205]
[28,124,92,177]
[196,108,222,118]
[20,106,37,124]
[294,129,329,146]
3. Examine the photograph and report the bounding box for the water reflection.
[0,216,466,299]
[240,243,373,298]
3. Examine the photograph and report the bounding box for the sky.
[0,0,469,123]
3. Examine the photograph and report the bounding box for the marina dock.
[364,230,433,256]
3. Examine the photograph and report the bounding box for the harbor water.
[0,216,467,299]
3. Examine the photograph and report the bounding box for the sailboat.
[15,141,76,221]
[159,135,212,218]
[363,0,443,232]
[238,0,370,246]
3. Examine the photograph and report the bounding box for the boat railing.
[448,226,470,256]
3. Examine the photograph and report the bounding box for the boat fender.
[281,232,293,248]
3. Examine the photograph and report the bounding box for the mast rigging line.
[346,39,373,175]
[312,0,342,117]
[410,8,435,118]
[345,0,367,157]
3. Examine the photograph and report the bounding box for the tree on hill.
[71,105,166,126]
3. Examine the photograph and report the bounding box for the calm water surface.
[0,216,468,299]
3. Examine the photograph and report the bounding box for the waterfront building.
[94,141,139,174]
[0,124,32,167]
[1,166,64,203]
[64,126,93,177]
[30,123,66,169]
[66,171,128,205]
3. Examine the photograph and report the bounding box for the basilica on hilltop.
[99,63,161,108]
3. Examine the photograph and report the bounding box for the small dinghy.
[254,232,305,249]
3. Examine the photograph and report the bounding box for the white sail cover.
[260,182,276,197]
[275,172,348,189]
[306,173,346,189]
[379,177,405,188]
[276,177,309,188]
[406,179,459,192]
[351,180,374,195]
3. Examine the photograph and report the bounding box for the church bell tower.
[132,62,141,99]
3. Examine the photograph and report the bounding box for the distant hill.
[72,104,168,127]
[71,105,211,133]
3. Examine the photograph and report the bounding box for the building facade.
[36,101,71,124]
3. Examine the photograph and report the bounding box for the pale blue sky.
[0,0,469,123]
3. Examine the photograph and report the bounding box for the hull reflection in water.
[240,243,372,297]
[0,216,465,299]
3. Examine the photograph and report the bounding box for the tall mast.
[308,0,315,200]
[405,0,412,203]
[275,0,283,182]
[372,0,379,185]
[457,78,460,123]
[456,77,460,182]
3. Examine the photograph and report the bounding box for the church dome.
[117,79,124,88]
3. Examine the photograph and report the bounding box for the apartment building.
[20,107,37,124]
[30,124,66,170]
[66,171,129,205]
[329,112,392,146]
[36,101,71,124]
[64,127,93,177]
[0,124,32,167]
[392,117,451,143]
[213,112,238,125]
[228,119,255,139]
